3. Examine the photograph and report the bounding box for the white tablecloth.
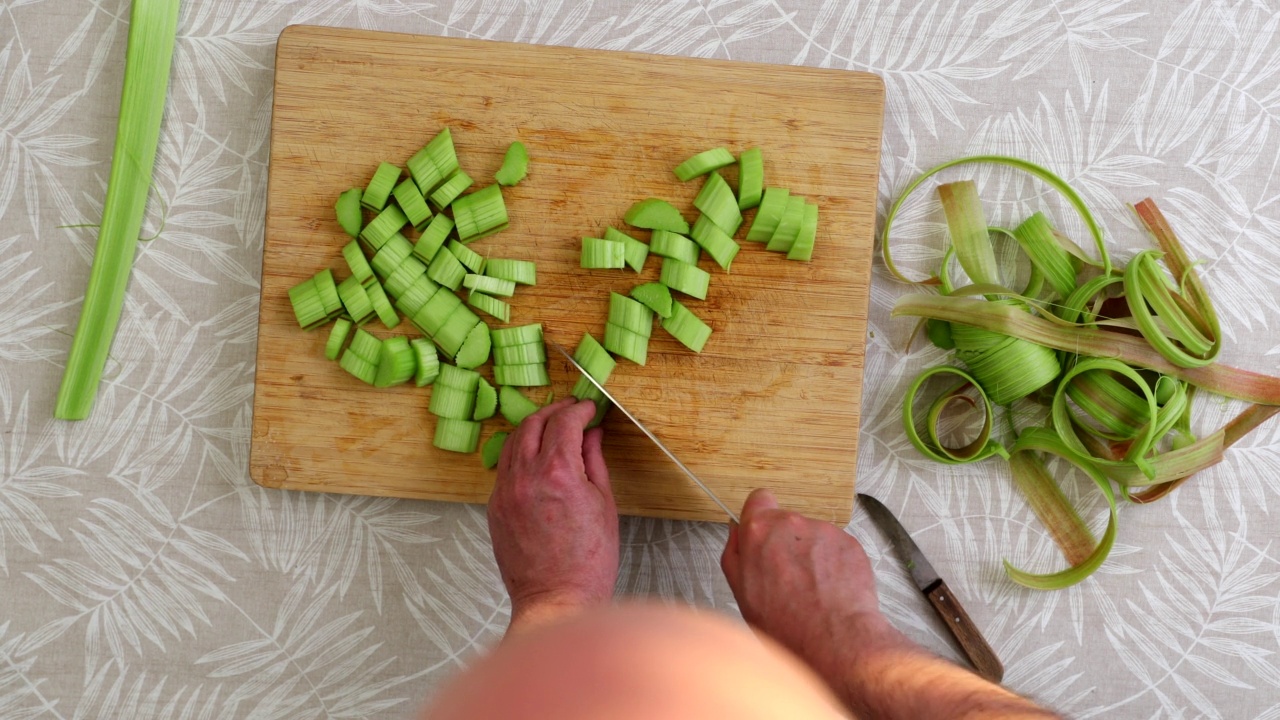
[4,1,1280,717]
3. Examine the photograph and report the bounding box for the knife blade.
[857,493,1004,683]
[552,342,739,523]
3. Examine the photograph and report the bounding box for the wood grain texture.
[250,25,885,524]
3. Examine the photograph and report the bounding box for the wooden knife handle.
[925,580,1004,683]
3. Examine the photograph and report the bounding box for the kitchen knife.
[553,342,739,523]
[857,493,1004,683]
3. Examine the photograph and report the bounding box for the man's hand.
[722,489,1060,720]
[488,398,618,636]
[721,489,896,684]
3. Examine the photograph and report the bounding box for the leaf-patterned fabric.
[4,1,1280,717]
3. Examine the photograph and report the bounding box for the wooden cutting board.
[251,25,884,524]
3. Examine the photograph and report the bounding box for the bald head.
[426,603,850,720]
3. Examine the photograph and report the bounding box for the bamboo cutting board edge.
[250,25,884,524]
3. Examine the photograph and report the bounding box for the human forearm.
[721,491,1059,720]
[505,598,582,637]
[824,618,1058,720]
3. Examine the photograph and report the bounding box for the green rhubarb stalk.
[495,142,529,186]
[468,291,511,323]
[880,155,1111,284]
[56,0,181,420]
[362,162,401,211]
[737,148,763,210]
[482,431,509,468]
[606,228,649,273]
[484,258,536,285]
[892,294,1280,405]
[674,147,735,182]
[624,198,689,234]
[499,386,540,425]
[335,188,363,237]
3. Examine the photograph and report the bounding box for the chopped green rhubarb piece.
[482,431,508,468]
[495,141,529,186]
[573,379,610,428]
[766,195,806,253]
[571,332,614,429]
[650,230,700,266]
[604,322,648,365]
[493,341,546,366]
[447,240,485,275]
[434,306,481,358]
[393,178,432,230]
[737,148,763,210]
[499,385,539,425]
[431,367,480,419]
[630,282,674,319]
[694,172,742,235]
[395,274,439,317]
[573,332,615,384]
[371,233,414,277]
[571,375,605,403]
[493,362,551,387]
[660,258,710,300]
[427,246,467,290]
[468,291,511,323]
[787,201,819,261]
[413,288,463,336]
[341,327,381,384]
[408,147,445,195]
[606,227,648,272]
[408,128,458,194]
[474,378,497,421]
[691,214,740,270]
[430,170,474,210]
[337,275,375,325]
[343,240,373,283]
[746,187,789,241]
[339,348,378,384]
[484,258,536,285]
[674,147,735,182]
[624,198,689,234]
[491,323,542,347]
[453,185,508,241]
[411,338,439,387]
[362,162,400,211]
[609,292,654,337]
[464,273,515,297]
[662,299,712,352]
[335,188,363,237]
[581,237,626,269]
[424,128,459,180]
[374,336,415,387]
[360,204,408,250]
[363,279,399,328]
[383,256,427,298]
[347,328,382,363]
[436,362,481,391]
[430,382,476,420]
[325,317,353,360]
[434,418,481,453]
[455,321,491,369]
[288,278,327,329]
[313,269,342,318]
[414,214,454,263]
